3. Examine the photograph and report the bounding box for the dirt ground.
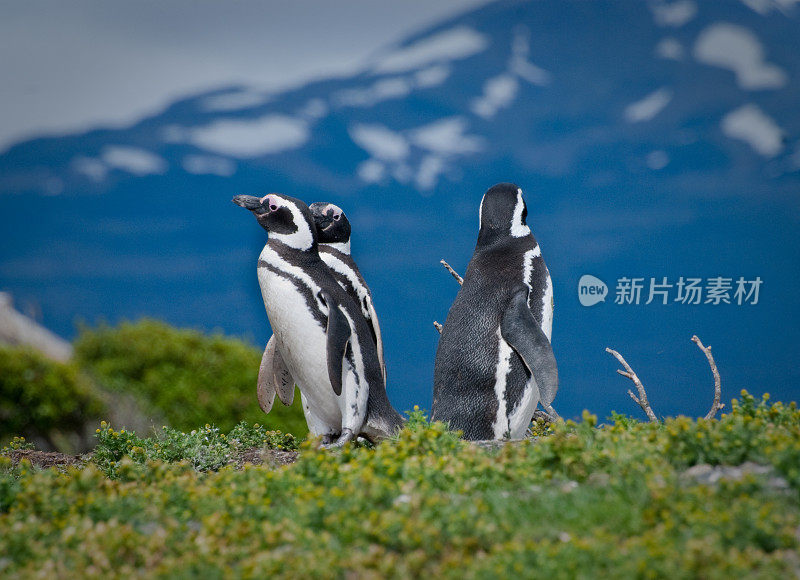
[5,448,299,470]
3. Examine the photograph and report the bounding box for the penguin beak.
[316,214,334,232]
[232,195,264,211]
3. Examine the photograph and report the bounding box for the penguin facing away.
[232,193,403,446]
[431,183,558,440]
[255,202,387,423]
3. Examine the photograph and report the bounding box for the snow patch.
[297,98,328,120]
[647,150,670,170]
[374,26,489,73]
[349,124,409,161]
[182,155,236,176]
[201,90,270,112]
[161,125,188,143]
[410,117,484,155]
[186,115,309,158]
[470,27,550,119]
[694,23,787,90]
[334,77,413,108]
[624,88,673,122]
[656,37,684,60]
[101,146,167,176]
[650,1,697,27]
[721,104,784,157]
[357,159,385,183]
[509,28,551,86]
[739,0,800,15]
[72,157,109,182]
[472,75,519,119]
[415,155,445,191]
[350,117,482,190]
[414,64,451,88]
[335,66,450,110]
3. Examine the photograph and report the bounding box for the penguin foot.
[321,428,355,449]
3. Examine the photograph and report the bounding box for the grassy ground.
[1,392,799,578]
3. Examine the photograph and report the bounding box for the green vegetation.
[1,392,799,578]
[0,345,104,448]
[92,421,298,477]
[75,319,307,436]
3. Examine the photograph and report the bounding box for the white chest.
[256,247,340,426]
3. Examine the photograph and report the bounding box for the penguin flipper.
[500,288,559,407]
[323,291,352,397]
[256,337,279,414]
[273,345,295,406]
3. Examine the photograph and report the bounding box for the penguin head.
[478,183,531,242]
[232,193,317,250]
[309,202,351,251]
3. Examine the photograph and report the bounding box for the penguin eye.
[333,214,341,221]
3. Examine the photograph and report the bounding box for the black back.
[432,183,548,439]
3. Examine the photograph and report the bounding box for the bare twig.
[544,404,561,420]
[534,406,560,423]
[606,347,658,423]
[433,260,460,333]
[692,335,724,420]
[440,260,463,286]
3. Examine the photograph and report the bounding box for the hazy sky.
[0,0,491,151]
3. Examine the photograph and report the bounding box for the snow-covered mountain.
[2,0,799,418]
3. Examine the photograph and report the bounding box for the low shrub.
[74,319,307,436]
[92,421,298,477]
[0,345,104,448]
[1,392,798,577]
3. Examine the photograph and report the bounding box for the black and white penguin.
[233,193,403,445]
[256,202,387,421]
[431,183,557,440]
[309,202,385,381]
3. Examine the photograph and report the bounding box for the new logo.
[578,274,608,307]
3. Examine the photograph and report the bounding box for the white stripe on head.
[478,194,485,230]
[325,203,343,218]
[267,196,315,250]
[510,188,531,238]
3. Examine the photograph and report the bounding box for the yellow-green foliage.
[92,421,298,477]
[0,346,104,446]
[1,393,799,578]
[74,319,307,436]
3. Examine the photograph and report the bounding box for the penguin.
[431,183,558,440]
[309,202,386,381]
[233,193,403,446]
[256,202,387,420]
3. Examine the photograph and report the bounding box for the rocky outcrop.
[0,292,72,361]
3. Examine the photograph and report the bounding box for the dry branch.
[544,404,561,420]
[440,260,463,286]
[692,335,724,420]
[606,347,658,423]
